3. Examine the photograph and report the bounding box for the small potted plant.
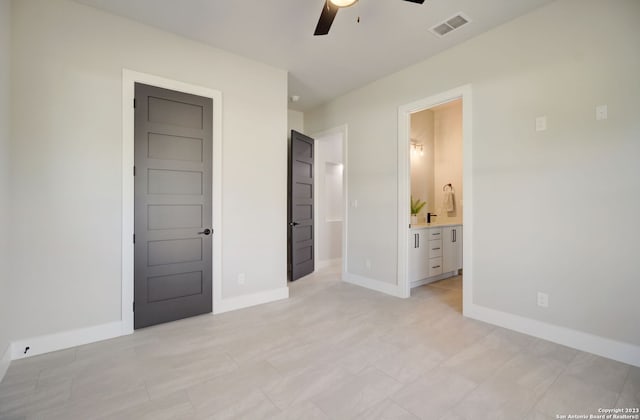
[410,196,426,225]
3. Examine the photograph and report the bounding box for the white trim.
[467,303,640,368]
[214,287,289,315]
[310,124,349,276]
[0,343,10,383]
[397,85,473,305]
[10,322,124,361]
[460,93,473,317]
[343,272,404,298]
[409,271,459,289]
[122,69,223,332]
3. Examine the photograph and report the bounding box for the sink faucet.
[427,212,437,224]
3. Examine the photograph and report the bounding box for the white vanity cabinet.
[409,224,462,287]
[408,230,430,281]
[442,225,462,274]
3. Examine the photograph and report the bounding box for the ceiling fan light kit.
[314,0,425,36]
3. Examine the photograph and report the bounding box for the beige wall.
[306,0,640,346]
[0,0,10,360]
[410,100,464,223]
[8,0,288,341]
[433,100,462,224]
[410,109,434,218]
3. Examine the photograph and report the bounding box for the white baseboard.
[11,321,125,361]
[0,343,10,383]
[214,287,289,315]
[6,288,289,362]
[343,272,405,298]
[466,303,640,368]
[410,271,458,289]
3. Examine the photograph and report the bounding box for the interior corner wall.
[288,109,304,138]
[9,0,288,343]
[0,0,11,361]
[305,0,640,348]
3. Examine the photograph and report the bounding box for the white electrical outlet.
[535,116,547,132]
[365,259,371,270]
[596,105,608,121]
[238,273,245,285]
[537,292,549,308]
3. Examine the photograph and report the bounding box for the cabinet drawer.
[428,240,443,257]
[429,257,443,277]
[427,228,443,240]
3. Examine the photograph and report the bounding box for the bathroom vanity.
[409,223,462,288]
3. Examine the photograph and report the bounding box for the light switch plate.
[535,116,547,132]
[596,105,608,121]
[537,292,549,308]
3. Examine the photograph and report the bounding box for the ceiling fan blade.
[314,1,339,36]
[402,0,425,3]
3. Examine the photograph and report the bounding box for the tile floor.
[0,265,638,419]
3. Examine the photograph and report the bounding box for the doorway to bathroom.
[397,85,472,315]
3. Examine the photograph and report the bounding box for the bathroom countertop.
[409,222,462,230]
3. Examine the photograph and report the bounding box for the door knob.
[198,228,212,235]
[289,222,300,227]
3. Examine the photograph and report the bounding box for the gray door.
[134,83,213,329]
[288,130,314,281]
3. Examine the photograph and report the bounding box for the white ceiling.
[73,0,554,111]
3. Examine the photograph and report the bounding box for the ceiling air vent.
[430,13,470,37]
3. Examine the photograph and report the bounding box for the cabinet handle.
[432,247,440,251]
[417,234,420,248]
[452,229,456,243]
[432,265,441,269]
[415,234,418,248]
[433,232,440,236]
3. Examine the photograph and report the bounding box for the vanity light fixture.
[411,142,424,156]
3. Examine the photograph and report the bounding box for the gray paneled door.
[288,130,314,281]
[134,83,213,329]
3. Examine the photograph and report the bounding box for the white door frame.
[121,69,223,334]
[310,125,349,276]
[397,84,473,315]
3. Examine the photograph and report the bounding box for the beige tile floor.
[1,265,638,419]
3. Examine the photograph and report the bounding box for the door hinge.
[133,302,135,312]
[133,234,135,244]
[133,98,136,108]
[133,166,136,176]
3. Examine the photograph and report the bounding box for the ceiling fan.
[314,0,425,36]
